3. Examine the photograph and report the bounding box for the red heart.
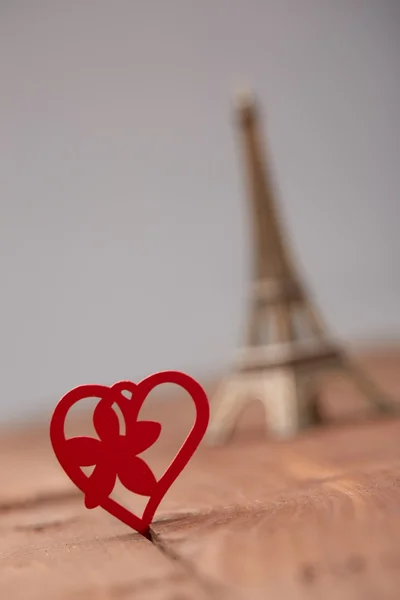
[50,371,209,538]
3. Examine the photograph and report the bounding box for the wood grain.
[1,348,400,599]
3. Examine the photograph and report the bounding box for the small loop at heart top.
[50,371,209,536]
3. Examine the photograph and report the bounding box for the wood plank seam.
[149,526,227,599]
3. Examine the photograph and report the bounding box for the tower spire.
[236,90,291,283]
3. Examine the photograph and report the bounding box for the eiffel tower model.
[207,90,394,444]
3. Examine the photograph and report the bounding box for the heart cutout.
[50,371,209,537]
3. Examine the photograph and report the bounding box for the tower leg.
[339,356,396,414]
[207,376,252,445]
[259,368,300,438]
[259,367,325,438]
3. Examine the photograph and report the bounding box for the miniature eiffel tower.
[207,90,394,444]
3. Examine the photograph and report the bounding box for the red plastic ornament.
[50,371,209,538]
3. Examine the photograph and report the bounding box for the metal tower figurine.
[207,91,394,444]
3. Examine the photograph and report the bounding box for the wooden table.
[1,349,400,599]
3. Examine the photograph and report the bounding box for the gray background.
[0,0,399,423]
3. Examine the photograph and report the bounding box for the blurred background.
[0,0,399,424]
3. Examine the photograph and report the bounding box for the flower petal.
[125,421,161,454]
[118,456,157,497]
[93,399,120,441]
[84,460,116,509]
[63,437,102,466]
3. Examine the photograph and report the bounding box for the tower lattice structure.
[207,91,394,444]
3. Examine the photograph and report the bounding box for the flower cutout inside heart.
[63,399,161,509]
[50,371,209,538]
